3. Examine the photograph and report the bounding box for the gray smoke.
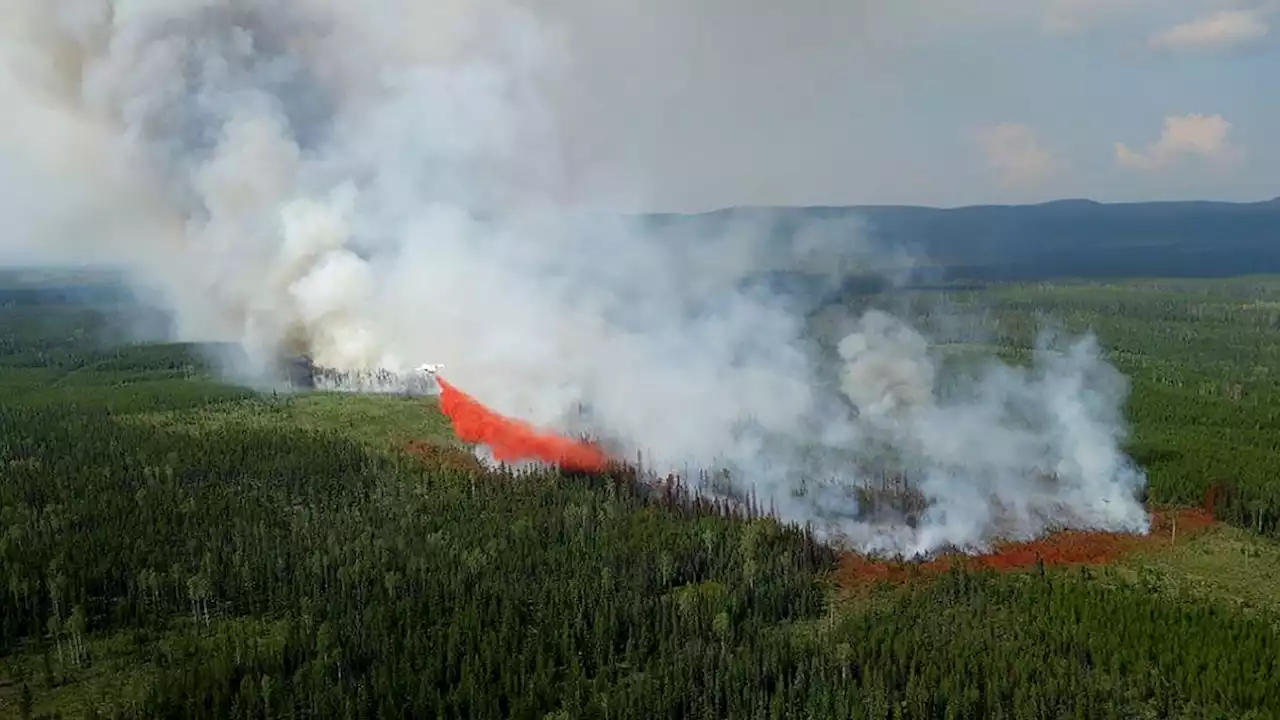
[0,0,1149,557]
[831,312,1147,555]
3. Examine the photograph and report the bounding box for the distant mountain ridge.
[652,198,1280,281]
[3,199,1278,285]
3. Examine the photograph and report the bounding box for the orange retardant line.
[435,376,609,472]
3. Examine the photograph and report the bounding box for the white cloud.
[1149,9,1270,50]
[1041,1,1272,38]
[1115,113,1238,171]
[975,123,1060,185]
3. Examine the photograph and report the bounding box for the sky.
[534,0,1278,211]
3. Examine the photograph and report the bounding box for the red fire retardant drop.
[435,376,610,472]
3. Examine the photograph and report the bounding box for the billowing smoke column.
[0,0,1149,557]
[830,312,1147,555]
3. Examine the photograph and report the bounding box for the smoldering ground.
[0,0,1149,557]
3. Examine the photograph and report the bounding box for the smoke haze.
[0,0,1150,557]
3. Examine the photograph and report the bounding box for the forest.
[2,272,1280,718]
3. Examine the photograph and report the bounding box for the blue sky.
[545,0,1278,210]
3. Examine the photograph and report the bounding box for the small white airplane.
[415,363,446,375]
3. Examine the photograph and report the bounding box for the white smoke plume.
[0,0,1149,557]
[830,312,1147,555]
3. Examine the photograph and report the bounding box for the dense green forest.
[3,274,1280,718]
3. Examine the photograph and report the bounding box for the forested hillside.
[650,199,1280,281]
[3,272,1280,718]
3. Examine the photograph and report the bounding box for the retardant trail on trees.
[837,507,1216,589]
[435,377,610,472]
[405,440,486,474]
